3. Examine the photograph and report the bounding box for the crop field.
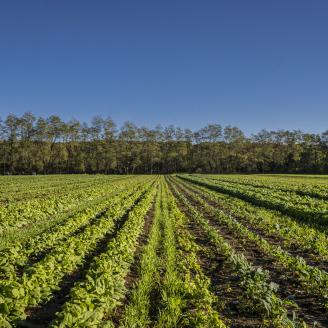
[0,174,327,327]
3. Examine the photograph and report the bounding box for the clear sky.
[0,0,327,135]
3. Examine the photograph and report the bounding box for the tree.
[0,112,327,174]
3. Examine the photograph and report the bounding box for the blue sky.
[0,0,327,135]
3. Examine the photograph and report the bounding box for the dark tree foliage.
[0,112,327,174]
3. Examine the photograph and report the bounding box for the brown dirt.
[109,199,157,326]
[169,178,328,328]
[168,180,265,327]
[178,178,328,272]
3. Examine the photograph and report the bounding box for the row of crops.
[0,174,327,327]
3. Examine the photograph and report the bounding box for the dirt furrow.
[168,181,264,327]
[178,178,328,272]
[170,179,328,328]
[109,200,156,326]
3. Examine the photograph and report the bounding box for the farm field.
[0,175,327,327]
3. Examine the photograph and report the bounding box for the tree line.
[0,112,327,174]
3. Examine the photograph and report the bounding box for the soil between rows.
[109,197,157,326]
[168,180,264,327]
[169,178,328,328]
[178,177,328,272]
